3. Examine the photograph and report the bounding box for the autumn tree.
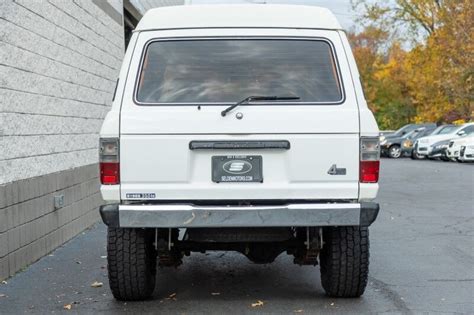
[352,0,473,125]
[348,28,414,129]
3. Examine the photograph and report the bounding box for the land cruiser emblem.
[327,164,346,175]
[223,160,253,175]
[126,193,156,199]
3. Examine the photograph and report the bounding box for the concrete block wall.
[0,0,125,280]
[0,165,102,279]
[0,0,124,184]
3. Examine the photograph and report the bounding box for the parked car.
[401,126,438,157]
[411,124,456,159]
[98,5,381,301]
[446,134,474,161]
[459,136,474,162]
[379,123,434,144]
[426,139,451,161]
[379,130,395,137]
[416,123,474,158]
[381,124,436,158]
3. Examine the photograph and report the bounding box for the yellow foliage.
[351,0,474,128]
[452,119,466,126]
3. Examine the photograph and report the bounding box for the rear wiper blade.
[221,95,300,117]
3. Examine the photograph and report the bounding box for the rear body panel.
[118,28,362,201]
[120,134,359,200]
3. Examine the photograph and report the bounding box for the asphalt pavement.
[0,159,473,314]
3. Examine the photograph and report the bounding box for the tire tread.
[320,226,369,297]
[107,228,156,301]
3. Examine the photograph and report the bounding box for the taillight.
[100,138,119,185]
[360,137,380,183]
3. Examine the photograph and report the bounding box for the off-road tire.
[107,228,157,301]
[319,226,369,298]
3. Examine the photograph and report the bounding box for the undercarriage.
[154,227,323,266]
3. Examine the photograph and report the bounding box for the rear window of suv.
[135,38,343,104]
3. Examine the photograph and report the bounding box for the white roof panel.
[135,5,343,31]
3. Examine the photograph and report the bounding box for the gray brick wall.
[0,164,102,280]
[0,0,125,280]
[0,0,186,281]
[0,0,124,185]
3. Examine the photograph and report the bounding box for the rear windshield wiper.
[221,95,300,117]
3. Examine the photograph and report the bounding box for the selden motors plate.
[212,155,263,183]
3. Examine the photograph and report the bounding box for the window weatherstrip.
[133,36,346,106]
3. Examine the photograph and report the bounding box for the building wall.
[0,0,125,280]
[0,0,186,282]
[0,0,124,184]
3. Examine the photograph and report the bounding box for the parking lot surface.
[0,159,473,314]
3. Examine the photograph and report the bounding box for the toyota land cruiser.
[99,4,380,301]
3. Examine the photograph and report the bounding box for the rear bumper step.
[100,202,379,228]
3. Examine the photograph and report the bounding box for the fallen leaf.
[90,281,103,288]
[0,293,7,298]
[168,293,177,299]
[1,281,7,285]
[63,304,72,310]
[100,256,107,259]
[76,261,82,264]
[294,310,304,313]
[251,300,264,307]
[211,292,220,296]
[330,302,335,306]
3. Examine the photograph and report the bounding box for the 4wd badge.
[327,164,346,175]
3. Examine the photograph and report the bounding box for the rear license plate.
[212,155,263,183]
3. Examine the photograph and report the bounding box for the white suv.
[459,136,474,162]
[98,5,380,301]
[447,134,474,161]
[416,123,474,158]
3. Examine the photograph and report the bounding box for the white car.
[457,135,474,162]
[446,135,474,161]
[98,5,380,301]
[416,123,474,158]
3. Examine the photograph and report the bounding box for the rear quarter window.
[135,38,343,105]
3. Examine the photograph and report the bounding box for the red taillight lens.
[360,160,380,183]
[360,137,380,183]
[100,162,120,185]
[99,138,119,185]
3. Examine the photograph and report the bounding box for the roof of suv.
[135,5,342,32]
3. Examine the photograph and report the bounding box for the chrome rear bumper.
[100,202,379,228]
